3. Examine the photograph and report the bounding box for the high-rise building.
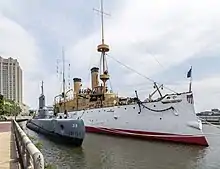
[0,56,22,103]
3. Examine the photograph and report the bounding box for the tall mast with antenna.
[62,47,66,113]
[100,0,105,45]
[97,0,110,94]
[68,63,71,90]
[41,81,44,95]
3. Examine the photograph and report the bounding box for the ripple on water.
[20,122,220,169]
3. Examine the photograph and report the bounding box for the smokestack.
[91,67,99,90]
[73,78,81,97]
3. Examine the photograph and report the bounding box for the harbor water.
[20,122,220,169]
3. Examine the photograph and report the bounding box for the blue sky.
[0,0,220,112]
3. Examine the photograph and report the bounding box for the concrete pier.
[0,122,20,169]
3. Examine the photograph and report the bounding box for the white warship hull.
[58,92,208,146]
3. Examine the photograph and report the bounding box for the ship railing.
[12,119,44,169]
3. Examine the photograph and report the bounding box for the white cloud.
[1,0,220,111]
[68,0,220,75]
[0,14,43,107]
[65,0,220,111]
[0,15,39,71]
[166,76,220,112]
[0,0,82,108]
[190,76,220,112]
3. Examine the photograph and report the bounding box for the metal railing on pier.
[12,120,44,169]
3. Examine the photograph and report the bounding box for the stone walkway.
[0,122,20,169]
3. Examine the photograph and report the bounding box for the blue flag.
[187,67,192,78]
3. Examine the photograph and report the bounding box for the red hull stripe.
[85,126,209,146]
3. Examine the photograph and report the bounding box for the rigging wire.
[106,54,178,94]
[86,51,99,85]
[56,59,59,77]
[68,63,71,90]
[86,54,102,89]
[56,58,63,95]
[150,53,165,69]
[99,53,102,74]
[105,55,113,91]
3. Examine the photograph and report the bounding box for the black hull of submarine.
[26,118,85,147]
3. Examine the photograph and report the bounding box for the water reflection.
[20,122,220,169]
[81,134,208,169]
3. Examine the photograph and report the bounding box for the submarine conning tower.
[38,81,46,118]
[73,78,82,97]
[91,67,99,90]
[39,81,45,109]
[39,94,45,110]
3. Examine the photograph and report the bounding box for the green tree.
[0,95,4,115]
[0,96,22,116]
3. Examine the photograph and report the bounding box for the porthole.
[60,124,64,130]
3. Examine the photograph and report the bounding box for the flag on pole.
[187,66,193,92]
[187,67,192,78]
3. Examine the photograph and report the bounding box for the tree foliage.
[0,94,22,116]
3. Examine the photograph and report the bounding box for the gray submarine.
[26,81,85,146]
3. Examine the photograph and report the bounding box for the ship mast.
[97,0,110,94]
[62,47,66,114]
[41,81,44,95]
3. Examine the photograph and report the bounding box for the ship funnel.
[73,78,82,97]
[91,67,99,90]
